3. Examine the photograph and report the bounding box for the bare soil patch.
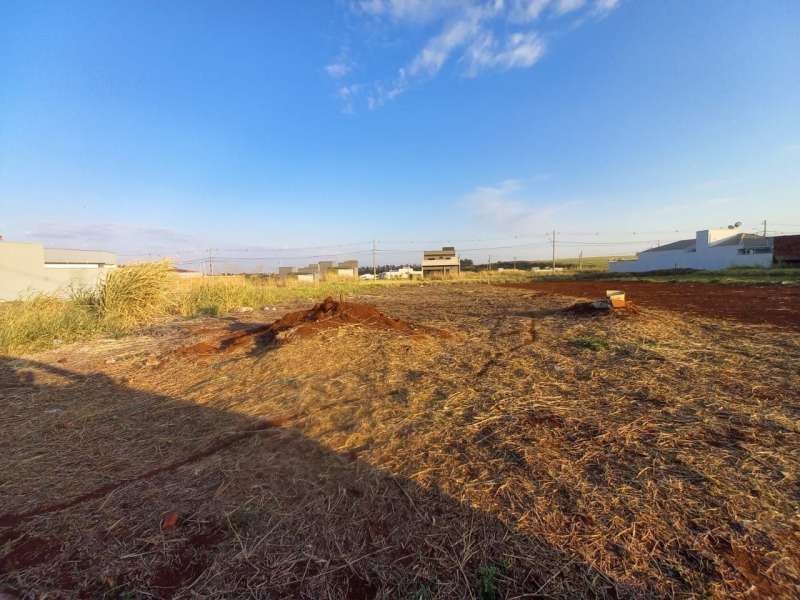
[178,296,445,356]
[503,280,800,329]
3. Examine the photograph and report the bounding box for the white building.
[609,226,773,273]
[381,266,423,280]
[1,240,117,301]
[281,260,359,283]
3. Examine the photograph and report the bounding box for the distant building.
[1,240,117,301]
[422,247,459,278]
[774,235,800,265]
[609,225,774,272]
[335,260,359,278]
[295,264,319,283]
[381,266,422,279]
[282,259,359,283]
[317,261,335,280]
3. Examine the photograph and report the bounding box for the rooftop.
[641,239,695,253]
[641,231,773,254]
[423,247,457,258]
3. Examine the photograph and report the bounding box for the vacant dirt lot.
[1,284,799,599]
[503,281,800,329]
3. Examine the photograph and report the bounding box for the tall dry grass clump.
[0,294,101,354]
[97,260,173,331]
[170,276,390,317]
[0,267,541,355]
[0,261,174,354]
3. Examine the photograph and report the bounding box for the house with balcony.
[422,247,459,278]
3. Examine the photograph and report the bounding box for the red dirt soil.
[179,297,445,356]
[503,281,800,329]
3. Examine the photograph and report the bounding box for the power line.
[206,241,372,252]
[115,222,800,269]
[202,249,375,262]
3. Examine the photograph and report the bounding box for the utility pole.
[372,240,376,277]
[488,255,492,271]
[762,220,767,237]
[551,229,556,272]
[578,250,582,272]
[208,249,214,276]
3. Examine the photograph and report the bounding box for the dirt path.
[502,281,800,329]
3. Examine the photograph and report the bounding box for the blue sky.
[1,0,799,269]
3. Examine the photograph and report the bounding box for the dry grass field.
[1,283,799,599]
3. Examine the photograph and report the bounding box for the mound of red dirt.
[179,297,445,356]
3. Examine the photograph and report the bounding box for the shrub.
[96,260,173,331]
[0,294,100,354]
[570,336,609,351]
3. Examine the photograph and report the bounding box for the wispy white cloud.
[368,7,486,108]
[325,45,355,80]
[337,83,363,114]
[509,0,589,21]
[464,179,578,232]
[325,61,352,78]
[554,0,586,15]
[355,0,463,23]
[508,0,551,23]
[593,0,620,15]
[337,0,622,110]
[464,31,545,76]
[408,12,483,77]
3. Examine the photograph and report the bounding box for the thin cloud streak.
[325,62,351,78]
[333,0,623,111]
[463,31,545,76]
[463,179,581,233]
[22,223,207,257]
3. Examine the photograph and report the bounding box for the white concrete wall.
[609,244,772,273]
[703,228,742,245]
[1,241,116,300]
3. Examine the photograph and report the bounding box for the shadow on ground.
[0,356,631,599]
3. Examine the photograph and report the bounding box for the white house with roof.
[609,225,773,273]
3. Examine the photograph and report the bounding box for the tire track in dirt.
[0,419,283,528]
[475,317,536,377]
